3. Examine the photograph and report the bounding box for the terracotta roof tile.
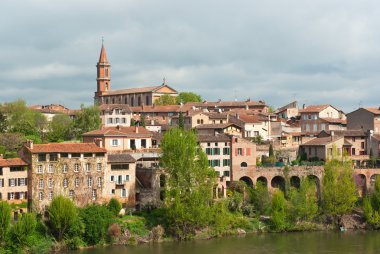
[108,154,136,163]
[25,143,106,153]
[130,105,181,113]
[197,134,231,142]
[320,117,347,124]
[301,136,342,146]
[83,126,152,137]
[299,105,330,113]
[99,104,132,113]
[0,158,28,167]
[365,107,380,115]
[195,123,241,129]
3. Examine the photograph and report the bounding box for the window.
[112,139,119,146]
[223,171,230,177]
[223,147,230,155]
[72,153,80,158]
[61,153,69,158]
[115,118,120,124]
[305,124,310,132]
[48,164,54,173]
[313,124,318,132]
[63,164,67,173]
[75,177,80,187]
[207,143,211,147]
[63,178,68,188]
[38,154,46,162]
[39,179,44,189]
[213,148,220,155]
[361,142,365,149]
[92,189,97,199]
[215,143,218,146]
[321,123,326,131]
[74,164,79,172]
[37,165,43,174]
[48,178,53,188]
[111,164,130,170]
[50,153,58,161]
[206,148,212,155]
[125,175,129,182]
[108,118,113,124]
[110,176,114,182]
[121,189,127,197]
[69,190,74,199]
[223,159,230,166]
[240,162,248,168]
[237,148,243,155]
[122,118,126,124]
[0,179,3,187]
[97,163,102,171]
[87,177,93,187]
[38,192,43,201]
[197,119,201,124]
[85,163,91,172]
[8,192,14,200]
[49,191,53,201]
[141,139,147,148]
[97,177,102,187]
[130,139,136,150]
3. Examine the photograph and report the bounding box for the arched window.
[240,162,248,168]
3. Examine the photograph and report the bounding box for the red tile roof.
[0,158,28,167]
[25,143,106,153]
[130,105,181,113]
[365,107,380,115]
[301,136,342,146]
[83,126,152,137]
[299,105,330,113]
[320,117,347,124]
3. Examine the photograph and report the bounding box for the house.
[230,136,257,185]
[229,114,270,140]
[185,99,268,113]
[94,44,178,106]
[99,104,132,127]
[82,126,154,153]
[19,141,107,211]
[347,107,380,133]
[0,157,28,203]
[276,101,299,119]
[195,123,243,137]
[299,136,348,161]
[29,104,78,121]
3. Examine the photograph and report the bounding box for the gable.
[154,85,178,94]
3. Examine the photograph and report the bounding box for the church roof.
[98,44,109,63]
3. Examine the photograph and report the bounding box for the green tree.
[0,112,7,132]
[0,201,11,243]
[177,92,202,104]
[8,213,37,248]
[130,118,136,126]
[250,181,271,215]
[48,195,78,241]
[48,114,73,142]
[270,190,286,231]
[154,94,177,105]
[178,111,184,129]
[363,176,380,228]
[288,178,319,222]
[73,105,101,139]
[107,198,122,217]
[79,205,113,245]
[322,160,358,216]
[160,128,216,239]
[139,115,146,128]
[252,135,263,145]
[269,144,274,157]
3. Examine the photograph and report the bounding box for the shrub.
[271,191,286,231]
[107,198,122,217]
[0,201,11,243]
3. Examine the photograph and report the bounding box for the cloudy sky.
[1,0,380,112]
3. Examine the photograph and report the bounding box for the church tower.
[96,42,111,94]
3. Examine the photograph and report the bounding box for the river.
[70,231,380,254]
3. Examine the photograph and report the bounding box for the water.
[70,231,380,254]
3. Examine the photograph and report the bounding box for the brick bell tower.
[95,41,111,104]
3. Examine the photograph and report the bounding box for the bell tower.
[96,41,111,94]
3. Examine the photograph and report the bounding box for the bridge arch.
[290,176,301,188]
[356,174,366,197]
[256,176,268,188]
[307,174,321,198]
[370,174,380,186]
[271,176,286,192]
[240,176,253,187]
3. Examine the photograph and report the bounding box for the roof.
[237,114,265,124]
[108,154,136,163]
[320,117,347,124]
[276,101,298,113]
[98,44,109,63]
[103,84,178,96]
[83,126,152,137]
[186,100,266,108]
[301,136,343,146]
[197,134,231,142]
[25,143,106,153]
[365,107,380,115]
[99,104,132,113]
[205,112,228,119]
[0,158,28,167]
[130,105,181,113]
[323,130,366,137]
[195,123,241,130]
[299,105,331,113]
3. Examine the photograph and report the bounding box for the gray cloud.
[1,0,380,112]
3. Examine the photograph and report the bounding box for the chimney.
[330,131,334,141]
[26,140,34,149]
[302,104,306,109]
[117,125,121,130]
[0,154,3,159]
[94,138,103,148]
[135,125,139,133]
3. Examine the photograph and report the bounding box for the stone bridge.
[234,166,380,195]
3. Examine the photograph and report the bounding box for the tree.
[363,176,380,228]
[154,94,177,106]
[48,114,73,142]
[79,205,113,245]
[0,112,7,132]
[0,201,11,243]
[250,181,271,215]
[73,105,101,139]
[130,118,136,126]
[177,92,202,104]
[178,111,184,129]
[139,115,146,128]
[322,160,358,216]
[107,198,122,217]
[269,144,274,157]
[252,135,263,145]
[0,133,25,158]
[160,128,216,239]
[271,190,286,231]
[8,213,37,248]
[48,195,78,241]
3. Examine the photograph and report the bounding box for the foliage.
[160,128,216,239]
[250,181,271,215]
[269,144,274,157]
[363,176,380,228]
[107,198,122,217]
[270,190,286,231]
[0,201,11,243]
[154,94,177,106]
[130,118,136,126]
[79,205,113,245]
[178,111,184,129]
[322,160,358,216]
[288,179,319,222]
[7,213,37,249]
[47,114,73,142]
[73,104,101,139]
[0,112,6,132]
[252,135,263,144]
[177,92,202,104]
[48,195,78,241]
[139,115,146,127]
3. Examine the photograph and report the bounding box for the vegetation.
[178,111,184,129]
[107,198,122,217]
[154,94,178,106]
[154,92,202,106]
[0,201,11,243]
[73,104,101,139]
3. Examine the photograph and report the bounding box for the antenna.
[101,36,104,45]
[358,100,362,108]
[234,89,237,101]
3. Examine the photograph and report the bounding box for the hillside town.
[1,43,379,218]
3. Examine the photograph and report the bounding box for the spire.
[98,40,108,63]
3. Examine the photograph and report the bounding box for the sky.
[1,0,380,113]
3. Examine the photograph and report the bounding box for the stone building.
[19,141,107,211]
[94,44,178,106]
[0,157,28,203]
[347,107,380,133]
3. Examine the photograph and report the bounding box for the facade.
[29,104,78,121]
[19,141,107,211]
[99,104,132,127]
[276,101,299,119]
[185,99,268,113]
[230,114,271,140]
[82,126,154,152]
[230,136,257,185]
[0,157,28,202]
[347,108,380,133]
[94,44,178,106]
[195,123,243,137]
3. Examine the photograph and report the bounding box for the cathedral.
[94,43,178,106]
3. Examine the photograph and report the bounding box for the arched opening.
[370,174,380,186]
[239,176,253,187]
[256,176,268,188]
[307,175,321,199]
[356,174,366,197]
[290,176,301,188]
[271,176,286,192]
[240,162,248,168]
[160,174,166,188]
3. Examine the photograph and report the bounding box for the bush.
[8,213,37,248]
[79,205,113,245]
[107,198,122,217]
[0,201,11,243]
[150,225,165,242]
[271,191,286,232]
